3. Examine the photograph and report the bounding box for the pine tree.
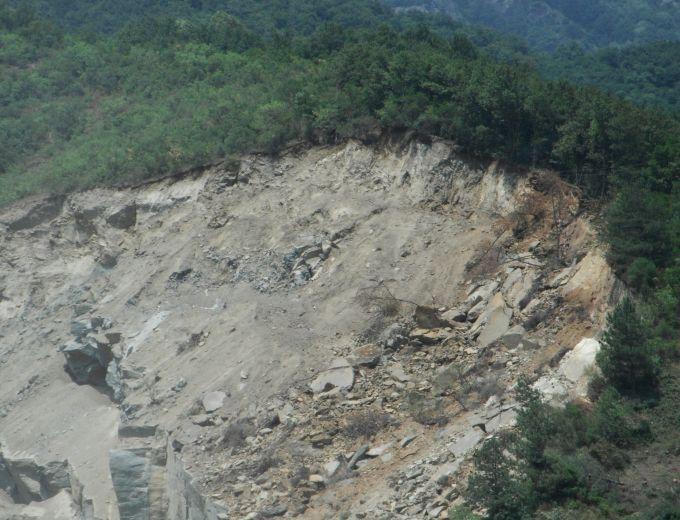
[596,298,659,398]
[466,436,531,520]
[514,377,552,468]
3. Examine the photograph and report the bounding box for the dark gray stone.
[61,338,113,386]
[118,424,158,439]
[109,449,151,520]
[260,504,288,517]
[107,203,137,230]
[0,451,71,504]
[4,196,65,232]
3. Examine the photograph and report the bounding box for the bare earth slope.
[0,139,618,519]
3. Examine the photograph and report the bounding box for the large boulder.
[106,203,137,230]
[61,317,121,390]
[61,337,113,386]
[465,281,499,309]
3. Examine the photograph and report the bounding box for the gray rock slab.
[310,358,354,394]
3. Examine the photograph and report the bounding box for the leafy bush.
[448,505,481,520]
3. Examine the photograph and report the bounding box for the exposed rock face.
[0,451,71,504]
[0,139,618,520]
[562,250,618,319]
[109,450,154,520]
[165,446,227,520]
[109,446,173,520]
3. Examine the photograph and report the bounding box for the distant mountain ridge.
[388,0,680,50]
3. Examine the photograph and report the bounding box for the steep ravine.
[0,139,619,519]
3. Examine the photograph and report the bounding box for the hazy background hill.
[388,0,680,51]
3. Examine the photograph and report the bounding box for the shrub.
[405,391,448,426]
[532,449,589,503]
[342,408,391,439]
[448,505,481,519]
[221,418,257,449]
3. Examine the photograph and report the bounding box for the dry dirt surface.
[0,138,617,520]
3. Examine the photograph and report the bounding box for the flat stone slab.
[475,293,512,347]
[348,343,382,368]
[310,358,354,393]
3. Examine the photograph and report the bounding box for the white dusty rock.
[465,281,499,309]
[387,365,412,383]
[440,307,467,324]
[502,267,538,309]
[466,300,486,322]
[202,391,226,413]
[366,443,393,457]
[324,460,341,477]
[548,265,575,288]
[533,338,601,403]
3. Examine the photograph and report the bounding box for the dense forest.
[1,1,678,518]
[388,0,680,51]
[541,41,680,113]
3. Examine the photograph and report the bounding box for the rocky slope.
[0,138,620,519]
